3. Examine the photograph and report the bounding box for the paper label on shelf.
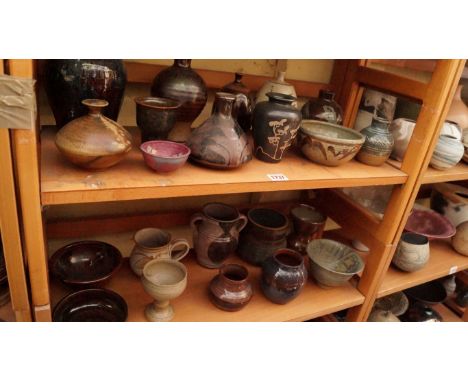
[0,74,36,130]
[449,266,458,275]
[267,173,289,181]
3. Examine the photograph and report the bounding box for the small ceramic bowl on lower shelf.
[140,140,190,173]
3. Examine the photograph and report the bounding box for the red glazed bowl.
[140,140,190,172]
[405,209,456,240]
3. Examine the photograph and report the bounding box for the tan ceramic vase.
[55,99,132,170]
[129,228,190,276]
[392,232,430,272]
[255,71,297,107]
[446,85,468,130]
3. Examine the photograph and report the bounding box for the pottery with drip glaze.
[301,89,343,124]
[287,204,326,255]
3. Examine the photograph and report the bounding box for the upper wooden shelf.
[388,159,468,184]
[377,239,468,298]
[369,59,468,79]
[40,127,408,206]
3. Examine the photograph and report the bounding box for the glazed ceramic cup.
[141,258,188,322]
[287,204,326,255]
[392,232,430,272]
[129,228,190,276]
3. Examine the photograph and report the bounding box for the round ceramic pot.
[135,97,182,142]
[301,89,343,124]
[298,120,365,166]
[373,292,409,316]
[252,92,302,163]
[446,85,468,130]
[367,309,400,322]
[187,92,252,169]
[430,134,464,170]
[190,203,248,269]
[261,249,307,304]
[287,204,326,255]
[238,208,289,266]
[151,59,207,124]
[356,117,394,166]
[129,228,190,276]
[392,232,430,272]
[255,71,297,107]
[452,220,468,256]
[430,183,468,228]
[43,59,127,128]
[221,72,253,131]
[55,99,132,170]
[209,264,253,311]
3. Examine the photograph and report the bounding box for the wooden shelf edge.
[369,60,468,80]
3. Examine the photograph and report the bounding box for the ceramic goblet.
[141,258,187,322]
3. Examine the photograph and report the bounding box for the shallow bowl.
[298,120,365,166]
[405,209,456,240]
[140,140,190,172]
[306,239,365,287]
[53,288,128,322]
[49,241,123,286]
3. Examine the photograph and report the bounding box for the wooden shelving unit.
[388,159,468,184]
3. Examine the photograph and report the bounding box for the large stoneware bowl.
[306,239,364,287]
[298,120,365,166]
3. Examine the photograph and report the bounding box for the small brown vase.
[301,90,343,124]
[55,99,132,170]
[209,264,253,311]
[446,85,468,130]
[287,204,326,255]
[221,72,253,131]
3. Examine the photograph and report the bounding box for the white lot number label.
[449,266,458,275]
[267,173,289,181]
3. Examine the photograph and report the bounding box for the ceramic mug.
[129,228,190,276]
[392,232,430,272]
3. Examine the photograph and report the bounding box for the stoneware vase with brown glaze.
[238,208,290,266]
[252,92,302,163]
[221,72,253,131]
[301,89,343,124]
[356,116,394,166]
[129,228,190,276]
[287,204,326,255]
[191,203,248,269]
[141,258,187,322]
[255,71,297,107]
[187,92,252,169]
[392,232,430,272]
[43,59,127,128]
[446,85,468,130]
[261,249,307,304]
[55,99,132,170]
[209,264,253,311]
[151,59,207,142]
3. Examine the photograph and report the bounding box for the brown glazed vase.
[187,92,252,169]
[151,59,207,124]
[261,249,308,304]
[209,264,253,311]
[190,203,248,268]
[55,99,132,170]
[237,208,290,266]
[221,72,254,131]
[287,204,326,255]
[301,90,343,124]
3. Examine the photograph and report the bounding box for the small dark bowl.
[405,209,456,240]
[49,241,123,286]
[53,288,127,322]
[404,280,447,305]
[140,140,190,172]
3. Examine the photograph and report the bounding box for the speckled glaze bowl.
[298,120,365,166]
[140,140,190,172]
[306,239,364,287]
[405,209,456,240]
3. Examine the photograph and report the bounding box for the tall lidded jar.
[187,92,252,169]
[356,116,394,166]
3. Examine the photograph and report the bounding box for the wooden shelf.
[433,303,463,322]
[48,227,364,322]
[377,239,468,298]
[388,159,468,184]
[0,300,15,322]
[369,59,468,79]
[41,126,408,206]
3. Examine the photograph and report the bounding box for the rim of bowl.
[202,202,241,224]
[306,239,365,275]
[406,209,456,238]
[247,208,289,231]
[134,96,182,110]
[300,120,365,145]
[142,258,187,287]
[140,140,191,159]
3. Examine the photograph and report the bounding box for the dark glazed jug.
[43,59,127,128]
[221,72,253,131]
[287,204,326,255]
[151,59,207,124]
[261,249,308,304]
[187,92,252,169]
[301,89,343,124]
[252,92,302,163]
[237,208,289,266]
[190,203,248,268]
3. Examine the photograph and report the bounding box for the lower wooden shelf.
[432,303,463,322]
[377,239,468,298]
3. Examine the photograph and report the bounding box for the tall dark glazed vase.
[220,72,253,131]
[43,59,127,128]
[252,92,302,163]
